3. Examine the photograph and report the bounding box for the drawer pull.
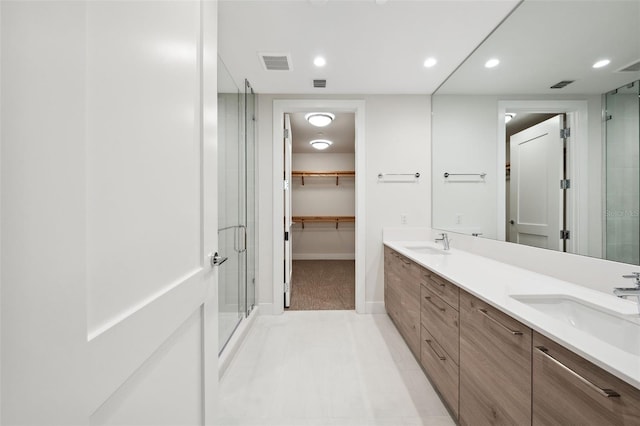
[424,295,446,312]
[401,259,411,265]
[478,308,523,335]
[425,339,446,360]
[535,346,620,398]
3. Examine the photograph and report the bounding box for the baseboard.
[292,253,356,260]
[366,301,386,314]
[258,302,275,315]
[219,306,259,379]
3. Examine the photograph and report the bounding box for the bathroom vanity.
[384,241,640,425]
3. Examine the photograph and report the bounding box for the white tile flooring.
[216,311,455,426]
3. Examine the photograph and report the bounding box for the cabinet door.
[533,332,640,426]
[459,290,532,426]
[421,326,459,419]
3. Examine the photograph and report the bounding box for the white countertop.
[384,239,640,390]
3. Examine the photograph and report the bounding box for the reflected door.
[509,115,564,250]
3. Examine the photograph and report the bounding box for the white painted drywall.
[257,95,431,312]
[292,153,355,259]
[432,94,603,257]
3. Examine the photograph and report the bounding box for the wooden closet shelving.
[292,170,355,186]
[292,216,355,229]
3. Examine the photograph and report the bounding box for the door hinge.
[284,281,290,292]
[283,179,289,190]
[560,128,571,139]
[284,231,289,241]
[560,230,570,240]
[284,128,290,138]
[560,179,571,189]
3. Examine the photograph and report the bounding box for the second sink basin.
[511,294,640,356]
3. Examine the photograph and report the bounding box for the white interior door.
[1,1,219,423]
[509,115,564,250]
[284,113,293,308]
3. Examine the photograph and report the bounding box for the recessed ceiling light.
[593,59,611,69]
[423,57,437,68]
[305,112,335,127]
[505,113,516,123]
[310,139,333,150]
[485,58,500,68]
[313,56,326,67]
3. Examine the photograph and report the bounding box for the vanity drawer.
[421,270,459,310]
[533,332,640,426]
[421,285,459,365]
[421,326,459,419]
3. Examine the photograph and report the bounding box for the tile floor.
[216,311,455,426]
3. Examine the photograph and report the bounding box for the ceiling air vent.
[616,59,640,73]
[313,79,327,88]
[550,80,575,89]
[259,53,291,71]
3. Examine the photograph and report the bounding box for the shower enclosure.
[605,80,640,265]
[218,57,257,354]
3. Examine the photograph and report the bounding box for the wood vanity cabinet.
[459,289,532,426]
[420,270,460,418]
[532,332,640,426]
[384,247,421,357]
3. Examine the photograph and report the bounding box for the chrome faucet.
[435,233,450,250]
[613,272,640,298]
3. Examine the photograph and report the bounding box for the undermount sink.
[511,294,640,356]
[402,245,450,255]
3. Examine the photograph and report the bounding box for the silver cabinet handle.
[478,308,523,335]
[425,339,446,360]
[209,252,228,267]
[535,346,620,398]
[424,295,446,312]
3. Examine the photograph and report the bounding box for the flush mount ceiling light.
[310,139,333,150]
[313,56,326,67]
[305,112,335,127]
[593,59,611,69]
[505,113,516,123]
[485,58,500,68]
[423,57,437,68]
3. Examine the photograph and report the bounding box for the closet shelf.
[292,170,355,186]
[292,216,355,229]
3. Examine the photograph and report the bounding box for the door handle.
[509,219,515,225]
[209,252,228,267]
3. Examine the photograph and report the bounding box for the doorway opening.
[272,100,366,315]
[285,112,356,310]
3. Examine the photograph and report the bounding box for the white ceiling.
[290,112,355,153]
[438,1,640,95]
[218,0,520,94]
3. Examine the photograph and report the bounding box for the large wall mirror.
[432,0,640,264]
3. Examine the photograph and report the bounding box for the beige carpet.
[288,260,355,310]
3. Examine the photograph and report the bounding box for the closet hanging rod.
[444,172,486,178]
[378,172,420,178]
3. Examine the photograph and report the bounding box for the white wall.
[432,94,603,257]
[292,153,355,259]
[258,95,431,312]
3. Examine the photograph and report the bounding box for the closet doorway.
[272,99,365,315]
[285,112,356,310]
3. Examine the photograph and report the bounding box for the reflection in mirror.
[432,1,640,264]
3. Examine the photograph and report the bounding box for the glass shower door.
[217,58,257,354]
[218,58,246,353]
[605,80,640,264]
